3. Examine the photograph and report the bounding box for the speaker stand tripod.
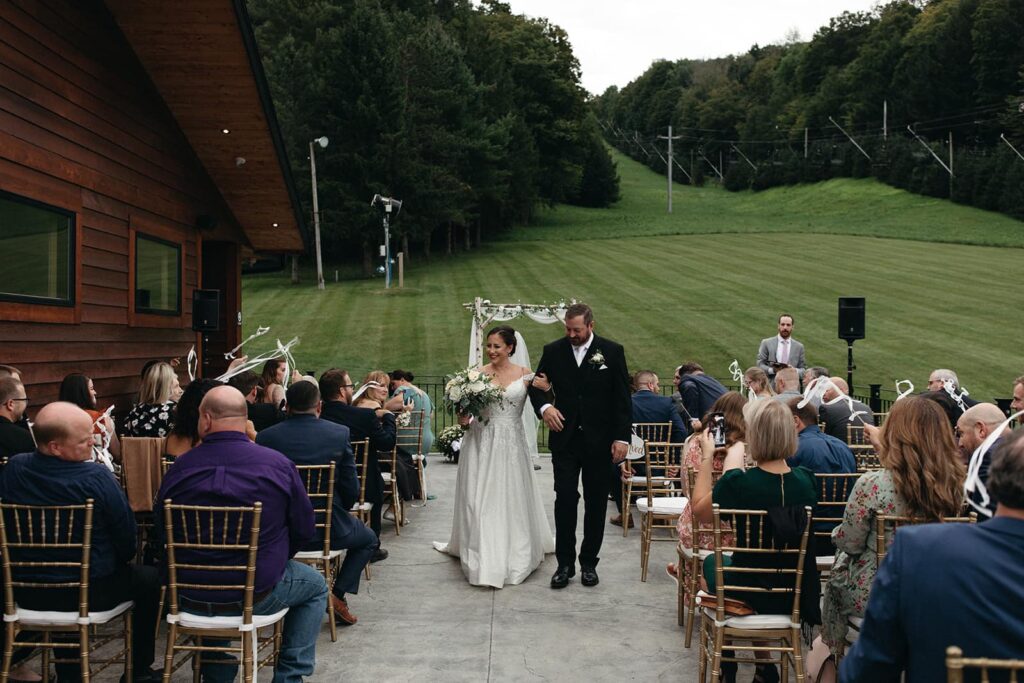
[846,339,856,392]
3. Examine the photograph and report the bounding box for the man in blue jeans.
[155,386,328,682]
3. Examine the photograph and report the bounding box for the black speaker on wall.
[838,297,866,341]
[192,289,221,332]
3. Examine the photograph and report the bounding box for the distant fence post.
[869,384,882,413]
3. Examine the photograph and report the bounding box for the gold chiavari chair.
[946,645,1024,683]
[397,410,427,506]
[0,500,133,682]
[873,412,888,426]
[293,464,342,642]
[814,473,863,579]
[698,505,813,683]
[678,465,725,647]
[120,436,166,564]
[622,422,672,537]
[635,441,684,582]
[161,501,286,683]
[378,447,402,534]
[349,440,371,526]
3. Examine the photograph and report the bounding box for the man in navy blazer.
[610,371,687,527]
[841,429,1024,683]
[257,380,378,627]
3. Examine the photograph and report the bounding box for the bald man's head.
[197,386,249,438]
[775,367,799,392]
[956,402,1011,463]
[34,402,94,461]
[823,376,849,402]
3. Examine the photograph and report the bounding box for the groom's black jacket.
[528,335,632,453]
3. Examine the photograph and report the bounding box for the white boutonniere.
[589,350,608,370]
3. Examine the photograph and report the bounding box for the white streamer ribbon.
[186,346,198,382]
[92,405,116,472]
[216,337,300,384]
[894,380,915,402]
[797,378,870,424]
[942,378,970,413]
[225,326,270,360]
[351,381,383,404]
[729,360,755,402]
[964,409,1024,518]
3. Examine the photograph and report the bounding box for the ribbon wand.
[225,325,271,360]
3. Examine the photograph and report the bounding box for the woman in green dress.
[390,369,434,456]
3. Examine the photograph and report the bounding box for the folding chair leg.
[326,560,338,643]
[676,548,686,627]
[1,623,14,683]
[79,625,91,683]
[792,628,806,682]
[42,631,50,683]
[124,612,133,683]
[640,513,652,582]
[685,553,700,647]
[709,627,725,683]
[622,480,631,537]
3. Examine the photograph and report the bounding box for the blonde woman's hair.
[744,366,774,396]
[879,396,965,520]
[746,400,798,464]
[138,361,176,405]
[353,370,390,407]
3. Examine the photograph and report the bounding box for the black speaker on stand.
[838,297,866,390]
[192,289,221,377]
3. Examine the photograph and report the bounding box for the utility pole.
[804,128,809,159]
[309,136,329,290]
[828,116,871,161]
[949,132,954,197]
[883,100,888,141]
[657,125,682,212]
[1001,133,1024,162]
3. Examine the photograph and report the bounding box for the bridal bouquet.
[443,368,503,423]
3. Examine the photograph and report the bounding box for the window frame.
[133,232,182,316]
[128,216,186,329]
[0,188,81,324]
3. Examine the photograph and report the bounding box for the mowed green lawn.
[243,152,1022,402]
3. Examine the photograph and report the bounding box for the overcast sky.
[503,1,884,95]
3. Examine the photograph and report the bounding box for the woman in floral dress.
[820,396,965,654]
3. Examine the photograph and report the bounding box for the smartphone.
[709,412,727,448]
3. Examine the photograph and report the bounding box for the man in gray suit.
[757,313,806,385]
[819,377,874,443]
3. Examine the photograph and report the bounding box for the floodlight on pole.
[371,194,403,289]
[309,136,328,290]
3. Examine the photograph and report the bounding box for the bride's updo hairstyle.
[486,326,517,355]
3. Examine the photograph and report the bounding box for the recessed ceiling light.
[221,128,230,134]
[272,222,279,227]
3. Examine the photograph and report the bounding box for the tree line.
[591,0,1024,220]
[248,0,619,272]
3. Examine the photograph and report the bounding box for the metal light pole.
[309,136,329,290]
[370,194,402,289]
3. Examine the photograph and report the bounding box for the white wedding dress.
[433,379,554,588]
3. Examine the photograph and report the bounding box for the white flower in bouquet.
[443,367,504,423]
[468,370,481,381]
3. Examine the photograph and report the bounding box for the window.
[135,233,181,315]
[0,191,74,306]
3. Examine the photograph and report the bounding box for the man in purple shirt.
[155,386,327,683]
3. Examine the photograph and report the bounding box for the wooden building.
[0,0,305,412]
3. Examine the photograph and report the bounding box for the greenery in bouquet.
[443,368,504,423]
[436,424,466,460]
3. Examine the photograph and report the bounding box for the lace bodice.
[480,378,528,424]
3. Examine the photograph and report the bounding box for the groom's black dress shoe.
[550,565,575,588]
[580,566,599,587]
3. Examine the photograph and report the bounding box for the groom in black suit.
[529,303,632,588]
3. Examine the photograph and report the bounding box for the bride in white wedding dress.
[433,326,554,588]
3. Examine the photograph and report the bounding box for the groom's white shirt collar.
[572,332,594,366]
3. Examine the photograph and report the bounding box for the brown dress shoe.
[610,513,634,528]
[331,595,357,626]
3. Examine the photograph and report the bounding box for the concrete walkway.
[312,456,700,683]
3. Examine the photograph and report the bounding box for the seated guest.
[612,370,689,527]
[0,402,161,682]
[259,359,290,409]
[124,362,180,438]
[164,379,242,456]
[818,397,965,661]
[956,403,1012,518]
[840,430,1024,683]
[802,365,828,389]
[787,398,856,474]
[389,369,434,456]
[354,371,419,502]
[742,366,774,401]
[770,367,802,404]
[920,389,963,430]
[667,391,748,580]
[228,370,284,432]
[927,368,978,407]
[1012,374,1024,415]
[0,376,34,459]
[818,377,874,443]
[256,381,378,626]
[319,369,394,562]
[58,373,121,459]
[691,399,817,683]
[155,386,325,682]
[674,362,728,432]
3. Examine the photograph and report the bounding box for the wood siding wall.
[0,0,242,412]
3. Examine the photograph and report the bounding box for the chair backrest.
[873,412,888,426]
[685,465,725,550]
[295,464,335,557]
[711,504,813,623]
[162,500,262,623]
[351,439,370,505]
[634,422,672,443]
[0,500,94,619]
[875,512,978,565]
[814,472,863,541]
[120,436,166,512]
[396,411,425,455]
[642,442,683,498]
[847,424,869,446]
[851,447,881,472]
[946,645,1024,683]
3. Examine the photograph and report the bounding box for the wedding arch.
[464,297,575,367]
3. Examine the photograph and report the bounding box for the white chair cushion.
[411,454,426,462]
[681,546,714,560]
[294,549,343,560]
[816,555,835,567]
[350,502,372,512]
[171,608,289,631]
[15,600,133,626]
[699,603,797,629]
[636,496,688,514]
[381,472,393,482]
[628,476,647,484]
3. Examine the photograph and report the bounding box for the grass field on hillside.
[509,150,1024,247]
[243,151,1022,402]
